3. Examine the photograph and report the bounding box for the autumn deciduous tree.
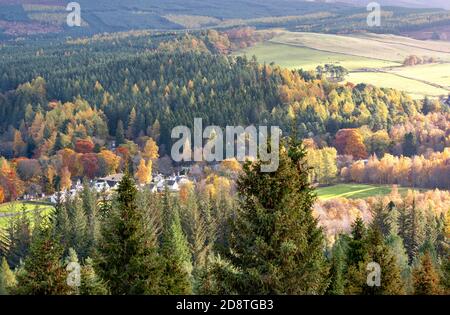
[98,150,121,176]
[60,167,72,191]
[135,159,152,185]
[75,139,95,154]
[80,153,99,179]
[219,158,242,175]
[335,129,368,160]
[142,138,159,161]
[0,187,4,204]
[413,251,442,295]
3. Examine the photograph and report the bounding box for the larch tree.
[135,158,152,185]
[413,250,442,295]
[60,166,72,191]
[142,138,159,161]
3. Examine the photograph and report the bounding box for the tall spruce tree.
[0,257,16,295]
[80,257,109,295]
[13,226,71,295]
[345,217,369,294]
[362,227,405,295]
[96,172,163,294]
[5,207,32,268]
[326,235,347,295]
[69,199,90,259]
[180,191,211,293]
[81,180,99,256]
[115,120,125,145]
[212,141,329,294]
[159,190,192,294]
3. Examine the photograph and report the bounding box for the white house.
[166,179,179,192]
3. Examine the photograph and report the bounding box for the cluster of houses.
[47,172,194,204]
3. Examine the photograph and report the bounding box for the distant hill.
[331,0,450,10]
[0,0,449,40]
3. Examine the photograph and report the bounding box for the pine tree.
[53,199,71,249]
[407,199,426,263]
[370,200,391,237]
[413,250,442,295]
[362,227,405,295]
[80,257,109,295]
[442,254,450,294]
[326,236,347,295]
[0,257,16,295]
[115,120,125,145]
[347,217,368,266]
[5,206,32,268]
[345,217,369,294]
[14,226,71,295]
[81,181,99,256]
[212,141,329,294]
[69,199,89,259]
[159,190,192,294]
[96,172,163,294]
[180,191,211,293]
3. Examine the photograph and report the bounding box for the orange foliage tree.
[75,139,95,154]
[334,129,368,159]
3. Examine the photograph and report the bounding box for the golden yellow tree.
[135,159,152,185]
[142,138,159,161]
[60,166,72,191]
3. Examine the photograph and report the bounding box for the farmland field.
[236,42,399,71]
[270,31,450,62]
[316,184,421,201]
[238,32,450,99]
[345,72,449,99]
[387,63,450,90]
[0,202,54,229]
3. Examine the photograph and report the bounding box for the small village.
[44,171,195,204]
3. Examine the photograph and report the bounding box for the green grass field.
[0,202,54,229]
[238,32,450,99]
[388,63,450,90]
[237,42,399,71]
[345,72,449,99]
[316,184,419,201]
[271,32,450,63]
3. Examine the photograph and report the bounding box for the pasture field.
[0,202,54,229]
[238,32,450,99]
[236,42,399,71]
[316,184,420,201]
[345,72,449,99]
[387,63,450,90]
[271,32,450,62]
